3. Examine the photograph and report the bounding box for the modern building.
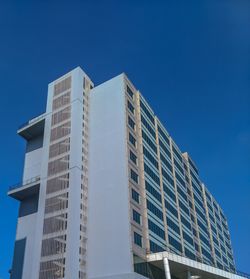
[8,67,248,279]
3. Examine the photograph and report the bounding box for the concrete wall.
[87,74,134,278]
[22,147,42,182]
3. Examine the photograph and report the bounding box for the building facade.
[8,67,244,279]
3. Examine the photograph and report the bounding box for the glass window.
[129,133,136,147]
[168,235,182,253]
[148,219,165,240]
[133,210,141,224]
[150,240,165,253]
[143,146,158,169]
[127,100,135,114]
[130,150,137,165]
[131,169,138,184]
[167,217,180,235]
[142,130,157,154]
[128,115,135,130]
[132,189,140,203]
[141,115,156,139]
[147,199,163,221]
[127,85,134,99]
[134,232,142,247]
[140,99,155,125]
[145,180,162,202]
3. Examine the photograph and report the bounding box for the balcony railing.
[9,176,40,192]
[18,112,46,130]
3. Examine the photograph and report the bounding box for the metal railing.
[9,175,40,191]
[18,112,46,130]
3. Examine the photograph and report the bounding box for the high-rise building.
[8,67,247,279]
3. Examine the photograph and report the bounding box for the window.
[188,157,199,174]
[144,163,160,185]
[150,240,165,253]
[158,125,170,145]
[183,231,194,246]
[127,100,135,114]
[130,150,137,165]
[168,235,182,253]
[216,261,222,270]
[143,146,158,169]
[190,170,201,189]
[127,85,134,99]
[141,115,156,139]
[206,191,212,202]
[133,210,141,224]
[160,153,173,172]
[207,201,214,214]
[221,244,226,254]
[161,168,174,187]
[179,200,190,216]
[195,204,206,220]
[197,219,208,235]
[134,232,142,247]
[213,235,219,246]
[140,99,155,125]
[165,200,178,218]
[167,217,180,235]
[132,189,140,203]
[202,247,212,262]
[200,232,210,247]
[211,224,217,235]
[142,130,157,154]
[145,180,162,202]
[164,185,176,203]
[128,115,135,130]
[185,248,196,260]
[131,169,138,184]
[174,158,184,176]
[159,139,171,158]
[172,145,183,162]
[181,215,192,231]
[129,133,136,147]
[177,185,187,202]
[147,199,163,221]
[148,219,165,240]
[175,172,186,188]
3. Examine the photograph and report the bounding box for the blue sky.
[0,0,249,278]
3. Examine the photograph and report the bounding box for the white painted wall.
[23,147,42,182]
[87,74,134,278]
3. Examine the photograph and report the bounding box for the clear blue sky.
[0,1,249,278]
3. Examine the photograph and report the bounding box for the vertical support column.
[163,257,171,279]
[187,270,191,279]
